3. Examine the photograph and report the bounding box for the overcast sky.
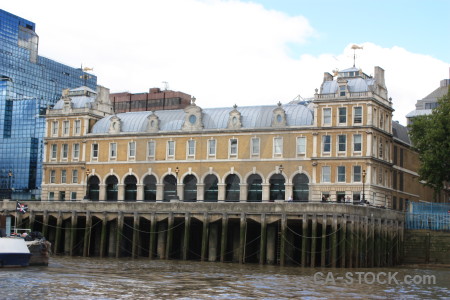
[3,0,449,125]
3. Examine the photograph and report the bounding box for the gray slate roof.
[91,104,314,134]
[392,121,411,145]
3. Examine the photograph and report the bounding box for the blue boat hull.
[0,253,32,267]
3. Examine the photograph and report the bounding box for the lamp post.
[362,169,366,204]
[84,168,90,200]
[174,166,179,200]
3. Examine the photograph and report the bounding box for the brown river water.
[0,257,449,299]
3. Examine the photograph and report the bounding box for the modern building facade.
[0,9,97,199]
[41,66,439,207]
[110,88,191,113]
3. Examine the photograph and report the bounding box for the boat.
[0,237,32,267]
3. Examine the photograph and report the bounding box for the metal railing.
[405,201,450,231]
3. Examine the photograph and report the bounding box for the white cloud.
[3,0,448,125]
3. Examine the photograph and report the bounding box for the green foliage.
[409,87,450,194]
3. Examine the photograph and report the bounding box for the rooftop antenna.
[351,44,363,67]
[162,81,169,90]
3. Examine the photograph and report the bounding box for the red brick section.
[110,88,191,113]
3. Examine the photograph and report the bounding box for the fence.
[406,201,450,231]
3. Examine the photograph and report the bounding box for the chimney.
[374,66,386,88]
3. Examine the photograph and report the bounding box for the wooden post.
[149,213,156,259]
[340,215,347,268]
[165,212,174,259]
[259,213,267,265]
[239,213,246,264]
[182,212,191,260]
[310,214,317,268]
[83,211,92,257]
[220,213,228,263]
[115,212,124,258]
[201,212,209,261]
[100,213,107,258]
[132,212,140,258]
[301,214,308,267]
[54,211,62,255]
[321,214,327,267]
[331,214,338,268]
[280,214,287,267]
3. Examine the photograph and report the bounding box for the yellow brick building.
[41,66,437,208]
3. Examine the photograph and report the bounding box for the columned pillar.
[117,184,125,201]
[280,214,287,266]
[177,184,183,201]
[208,222,219,262]
[266,223,276,264]
[136,184,144,202]
[340,215,347,268]
[107,220,116,257]
[157,221,167,259]
[331,214,338,268]
[285,183,293,201]
[197,183,205,201]
[156,184,164,202]
[99,184,106,201]
[262,183,270,202]
[218,183,226,202]
[301,214,308,267]
[239,183,247,202]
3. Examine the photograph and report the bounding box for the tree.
[408,87,450,198]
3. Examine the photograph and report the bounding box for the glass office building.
[0,9,97,199]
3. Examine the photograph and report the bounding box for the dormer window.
[339,85,346,96]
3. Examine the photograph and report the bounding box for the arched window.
[143,175,157,202]
[124,175,137,202]
[183,175,197,202]
[293,173,309,202]
[247,174,262,202]
[269,174,285,201]
[105,175,118,201]
[225,174,240,202]
[163,174,177,201]
[204,174,218,202]
[87,175,100,201]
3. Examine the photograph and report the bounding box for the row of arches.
[87,173,310,202]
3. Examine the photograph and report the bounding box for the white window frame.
[208,139,216,157]
[353,166,362,182]
[229,138,238,157]
[72,170,78,183]
[50,170,56,183]
[48,192,55,201]
[296,136,306,155]
[110,142,117,159]
[51,121,58,136]
[337,166,346,183]
[72,143,80,160]
[322,166,331,183]
[61,144,69,159]
[92,144,99,159]
[353,134,362,152]
[63,120,70,136]
[61,169,67,183]
[273,137,283,157]
[51,144,57,160]
[338,107,347,124]
[251,137,260,156]
[128,141,136,159]
[338,134,346,152]
[322,135,331,153]
[167,140,175,159]
[74,120,81,135]
[147,140,156,158]
[323,108,332,125]
[353,106,362,124]
[71,192,77,201]
[187,139,196,158]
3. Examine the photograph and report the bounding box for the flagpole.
[15,200,18,235]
